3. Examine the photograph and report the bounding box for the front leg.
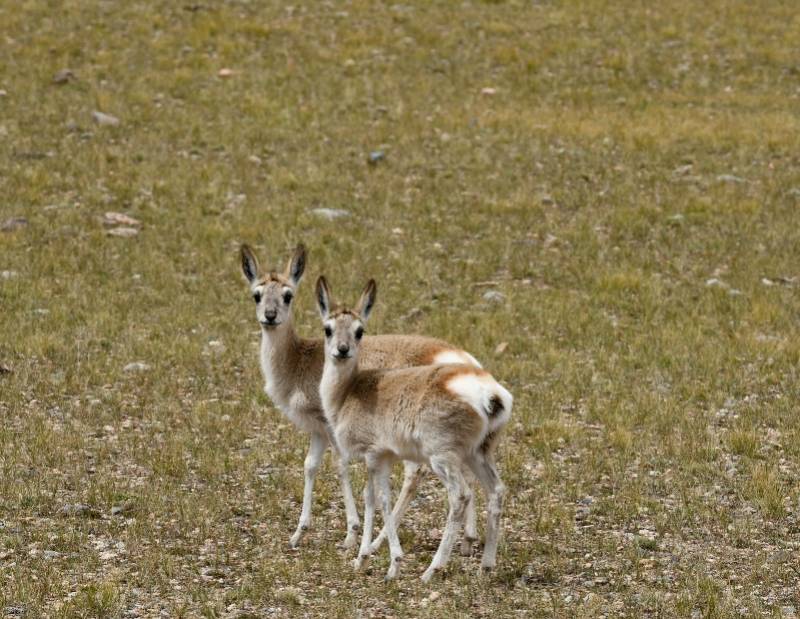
[327,426,360,549]
[375,459,404,581]
[336,452,361,549]
[370,461,424,554]
[290,432,327,548]
[354,471,376,570]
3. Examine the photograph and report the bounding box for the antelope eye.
[324,325,332,338]
[283,291,293,304]
[253,292,262,304]
[355,326,364,340]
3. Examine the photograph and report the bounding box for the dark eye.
[283,291,293,305]
[253,292,261,304]
[324,325,332,338]
[355,327,364,340]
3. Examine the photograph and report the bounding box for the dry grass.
[2,1,800,617]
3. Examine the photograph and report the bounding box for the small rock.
[494,342,509,357]
[91,111,120,127]
[42,550,62,560]
[248,154,262,165]
[367,150,385,165]
[218,68,234,78]
[103,212,141,227]
[0,363,11,374]
[33,308,50,315]
[1,270,18,279]
[107,227,139,238]
[111,500,135,517]
[123,362,151,373]
[705,278,727,288]
[58,503,101,518]
[4,606,25,617]
[483,290,506,304]
[788,188,800,198]
[52,69,75,85]
[728,288,742,296]
[716,174,746,184]
[204,340,226,356]
[1,217,28,232]
[540,194,555,206]
[481,87,497,96]
[0,89,7,97]
[673,164,693,176]
[761,278,775,287]
[310,208,350,221]
[667,214,685,224]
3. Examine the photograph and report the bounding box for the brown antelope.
[316,276,512,581]
[240,243,481,549]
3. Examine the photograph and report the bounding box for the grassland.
[2,1,800,617]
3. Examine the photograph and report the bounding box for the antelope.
[240,243,482,550]
[316,276,512,582]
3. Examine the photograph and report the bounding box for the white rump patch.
[446,372,512,435]
[433,350,483,369]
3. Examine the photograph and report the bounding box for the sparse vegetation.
[2,1,800,617]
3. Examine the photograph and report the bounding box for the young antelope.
[316,276,512,581]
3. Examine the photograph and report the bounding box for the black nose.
[264,310,277,322]
[337,344,350,355]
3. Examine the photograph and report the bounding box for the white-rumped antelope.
[240,243,482,550]
[316,276,512,581]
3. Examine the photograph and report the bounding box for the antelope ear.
[240,245,260,284]
[286,244,307,286]
[316,276,332,319]
[356,279,377,322]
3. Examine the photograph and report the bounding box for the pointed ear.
[316,276,331,319]
[285,244,307,286]
[356,279,377,322]
[240,245,260,284]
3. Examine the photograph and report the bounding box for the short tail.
[445,370,513,435]
[483,381,512,433]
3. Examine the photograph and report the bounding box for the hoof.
[460,538,476,557]
[289,524,309,548]
[421,567,438,583]
[385,554,403,580]
[342,533,358,550]
[353,554,371,571]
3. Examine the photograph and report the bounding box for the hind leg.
[466,452,505,571]
[460,465,478,556]
[421,456,472,582]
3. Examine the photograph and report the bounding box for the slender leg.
[375,458,404,580]
[460,466,478,556]
[466,453,505,571]
[421,456,471,582]
[326,428,360,549]
[290,432,327,548]
[353,468,376,570]
[369,461,424,554]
